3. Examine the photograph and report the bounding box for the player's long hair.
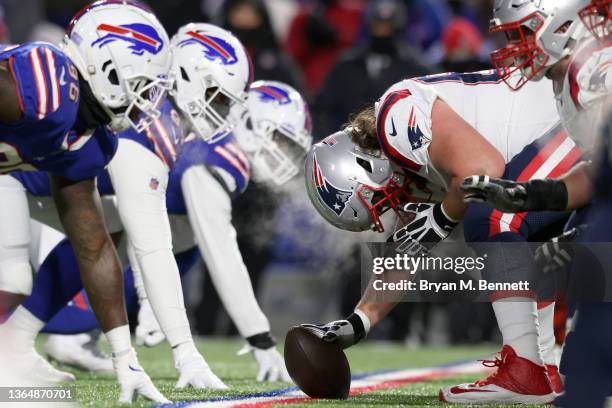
[344,106,380,151]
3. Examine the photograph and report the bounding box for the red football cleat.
[546,364,563,394]
[439,345,555,404]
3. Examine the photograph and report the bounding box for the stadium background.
[1,0,513,349]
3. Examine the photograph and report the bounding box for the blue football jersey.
[166,134,251,214]
[118,98,181,168]
[0,42,117,180]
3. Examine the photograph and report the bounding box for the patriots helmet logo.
[251,85,291,105]
[407,106,426,150]
[92,23,164,55]
[313,155,353,216]
[178,31,238,65]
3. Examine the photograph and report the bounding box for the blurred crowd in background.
[2,0,504,346]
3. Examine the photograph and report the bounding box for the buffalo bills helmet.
[490,0,590,90]
[234,80,312,186]
[61,0,173,132]
[170,23,252,142]
[305,130,414,233]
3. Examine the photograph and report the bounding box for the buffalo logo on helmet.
[92,23,164,55]
[251,85,291,105]
[312,155,353,216]
[178,31,238,65]
[407,106,426,150]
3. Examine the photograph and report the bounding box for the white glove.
[238,345,292,382]
[135,299,165,347]
[173,345,228,390]
[391,203,458,255]
[113,349,169,404]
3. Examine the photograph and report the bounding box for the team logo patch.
[407,107,426,150]
[313,155,353,216]
[178,31,238,65]
[92,23,164,55]
[149,178,159,190]
[322,136,337,146]
[251,85,291,105]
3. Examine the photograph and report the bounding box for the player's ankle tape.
[246,332,277,349]
[347,313,366,342]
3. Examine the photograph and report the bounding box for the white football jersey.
[556,38,612,151]
[375,71,560,196]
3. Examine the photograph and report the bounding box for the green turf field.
[38,336,548,407]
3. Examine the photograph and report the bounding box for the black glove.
[390,202,458,255]
[461,175,568,212]
[535,226,584,273]
[301,312,369,349]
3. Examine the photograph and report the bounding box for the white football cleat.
[238,345,292,382]
[439,345,555,405]
[135,299,165,347]
[173,346,228,390]
[45,332,113,374]
[114,348,169,404]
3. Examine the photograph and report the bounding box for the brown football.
[284,326,351,399]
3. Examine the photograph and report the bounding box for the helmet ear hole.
[356,157,373,173]
[107,69,119,86]
[180,67,190,82]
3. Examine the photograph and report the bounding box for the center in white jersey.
[375,71,562,195]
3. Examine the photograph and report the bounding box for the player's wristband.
[246,331,277,349]
[522,179,568,211]
[433,203,459,230]
[348,309,371,343]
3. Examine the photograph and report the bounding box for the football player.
[0,1,172,403]
[1,22,253,391]
[303,70,579,404]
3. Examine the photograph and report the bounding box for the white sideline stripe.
[183,360,488,407]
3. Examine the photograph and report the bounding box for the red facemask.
[490,12,548,91]
[357,172,432,233]
[579,0,612,40]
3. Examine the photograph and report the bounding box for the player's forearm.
[51,175,128,332]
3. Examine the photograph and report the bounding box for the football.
[284,326,351,399]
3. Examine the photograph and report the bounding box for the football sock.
[538,301,557,366]
[493,299,543,364]
[1,306,45,349]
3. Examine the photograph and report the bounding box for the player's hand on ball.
[390,203,458,255]
[135,299,165,347]
[461,176,528,212]
[238,345,292,382]
[301,312,370,349]
[535,227,583,273]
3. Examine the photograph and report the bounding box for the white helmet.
[234,80,312,186]
[61,0,173,132]
[490,0,590,90]
[170,23,252,142]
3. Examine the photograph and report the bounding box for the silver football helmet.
[490,0,590,90]
[305,130,413,232]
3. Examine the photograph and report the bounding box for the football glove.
[113,349,169,404]
[301,311,370,349]
[461,176,528,212]
[460,175,568,212]
[390,203,458,255]
[535,227,584,273]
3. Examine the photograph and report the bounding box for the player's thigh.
[107,139,171,252]
[0,175,32,294]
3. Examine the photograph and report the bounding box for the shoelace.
[473,353,507,386]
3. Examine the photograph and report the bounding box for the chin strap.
[76,75,111,130]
